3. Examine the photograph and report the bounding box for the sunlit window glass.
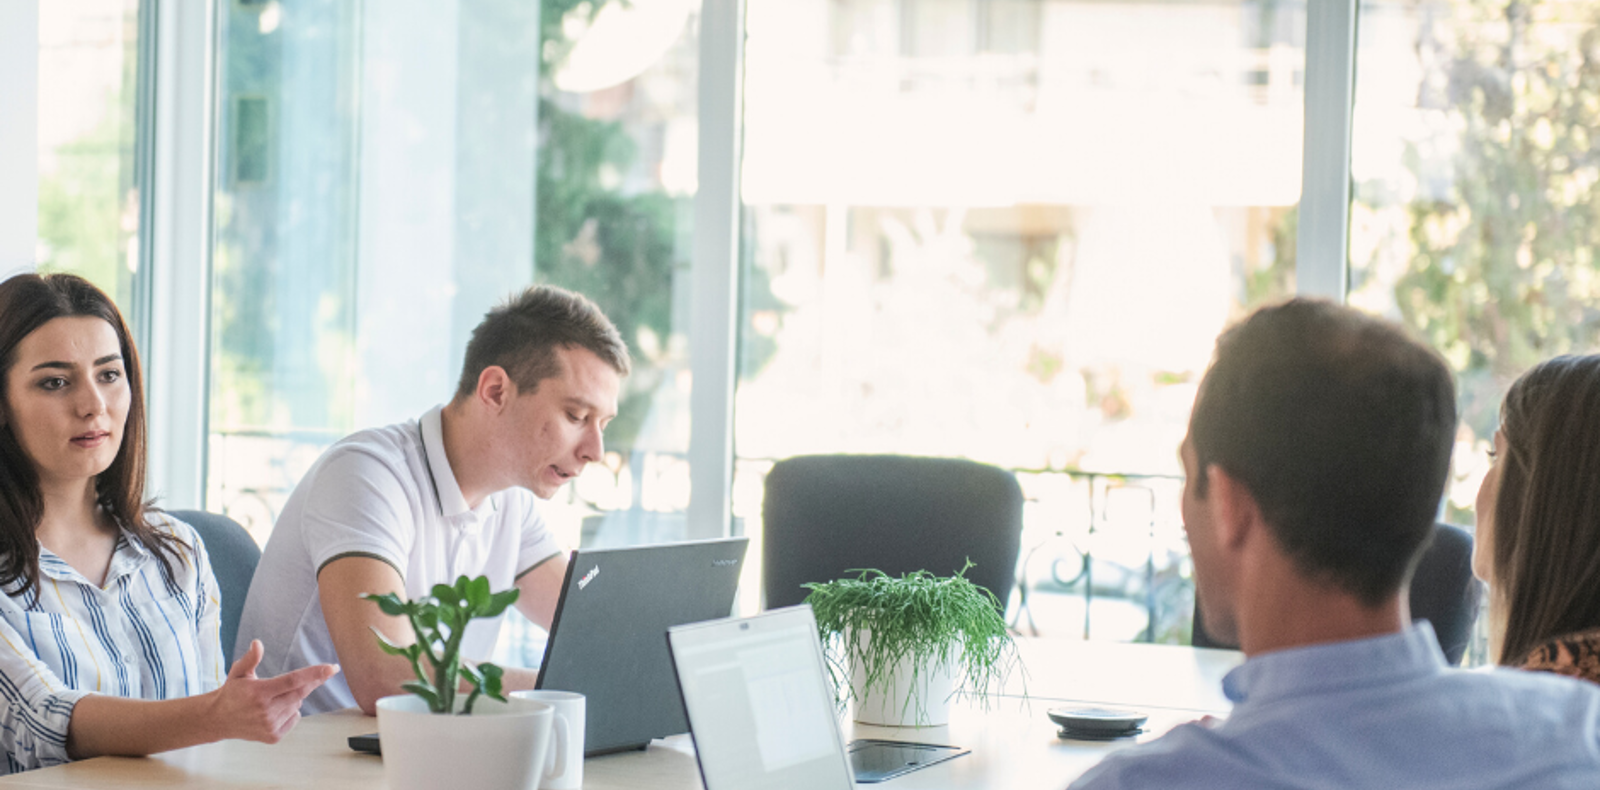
[207,1,541,539]
[736,0,1306,642]
[34,0,142,311]
[532,0,703,552]
[1350,0,1600,526]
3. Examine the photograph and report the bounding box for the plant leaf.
[482,588,520,618]
[478,662,507,702]
[402,682,444,713]
[432,583,459,607]
[362,592,411,618]
[468,575,491,610]
[370,627,417,659]
[371,575,526,714]
[416,609,439,632]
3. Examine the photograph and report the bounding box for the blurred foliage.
[534,92,679,453]
[1244,207,1296,310]
[34,7,139,312]
[534,0,780,456]
[1393,0,1600,439]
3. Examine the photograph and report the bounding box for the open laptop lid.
[536,537,749,755]
[667,606,856,790]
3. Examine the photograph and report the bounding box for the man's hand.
[210,640,339,744]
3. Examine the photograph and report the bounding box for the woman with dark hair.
[0,273,337,773]
[1475,353,1600,683]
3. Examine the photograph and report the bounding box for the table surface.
[0,639,1242,789]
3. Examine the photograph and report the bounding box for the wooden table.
[0,640,1242,789]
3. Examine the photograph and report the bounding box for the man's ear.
[1205,465,1261,551]
[474,366,516,413]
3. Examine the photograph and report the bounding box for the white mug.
[513,690,586,789]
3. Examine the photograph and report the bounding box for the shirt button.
[121,655,136,665]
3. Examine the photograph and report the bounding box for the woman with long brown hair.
[1475,353,1600,683]
[0,273,337,773]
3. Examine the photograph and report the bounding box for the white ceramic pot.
[376,693,562,790]
[850,635,959,727]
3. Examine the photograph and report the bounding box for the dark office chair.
[170,509,262,666]
[761,454,1024,611]
[1191,522,1483,664]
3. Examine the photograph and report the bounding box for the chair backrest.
[169,509,262,666]
[1191,522,1484,664]
[1408,523,1482,663]
[761,454,1024,611]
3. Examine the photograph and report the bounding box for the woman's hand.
[209,640,339,744]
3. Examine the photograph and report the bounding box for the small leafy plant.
[803,563,1021,722]
[363,575,520,715]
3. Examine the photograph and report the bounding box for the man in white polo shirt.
[234,285,629,714]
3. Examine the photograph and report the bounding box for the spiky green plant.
[802,564,1020,724]
[362,575,520,715]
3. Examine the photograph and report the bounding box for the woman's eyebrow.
[29,353,122,372]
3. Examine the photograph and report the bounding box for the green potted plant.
[364,576,566,790]
[803,564,1021,727]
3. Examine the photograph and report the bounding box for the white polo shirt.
[235,406,563,714]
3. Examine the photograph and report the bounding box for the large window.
[734,0,1307,641]
[208,1,539,541]
[205,1,703,661]
[1351,0,1600,524]
[31,0,1586,655]
[206,1,701,552]
[533,0,704,551]
[34,0,143,312]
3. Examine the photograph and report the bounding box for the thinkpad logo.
[711,559,738,568]
[578,565,599,590]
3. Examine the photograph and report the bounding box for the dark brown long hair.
[0,274,181,597]
[1492,354,1600,665]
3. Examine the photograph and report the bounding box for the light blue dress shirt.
[0,517,225,774]
[1071,623,1600,789]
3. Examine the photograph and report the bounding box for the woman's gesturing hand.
[211,640,340,743]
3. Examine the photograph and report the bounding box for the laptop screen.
[667,606,855,790]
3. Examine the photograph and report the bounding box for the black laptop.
[348,536,748,758]
[537,537,749,755]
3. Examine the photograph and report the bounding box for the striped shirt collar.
[37,528,152,591]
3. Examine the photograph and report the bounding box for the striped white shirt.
[0,516,224,773]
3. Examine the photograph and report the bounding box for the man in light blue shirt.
[1071,300,1600,789]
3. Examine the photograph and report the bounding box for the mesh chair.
[169,510,261,666]
[1191,522,1483,664]
[761,454,1024,611]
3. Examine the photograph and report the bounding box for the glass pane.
[736,0,1306,642]
[1350,0,1600,525]
[533,0,703,551]
[208,0,702,664]
[34,0,142,311]
[208,1,542,538]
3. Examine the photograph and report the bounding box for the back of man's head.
[1189,299,1456,606]
[455,285,631,400]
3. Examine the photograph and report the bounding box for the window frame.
[26,0,1364,526]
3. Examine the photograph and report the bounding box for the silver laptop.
[668,605,969,788]
[668,606,856,789]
